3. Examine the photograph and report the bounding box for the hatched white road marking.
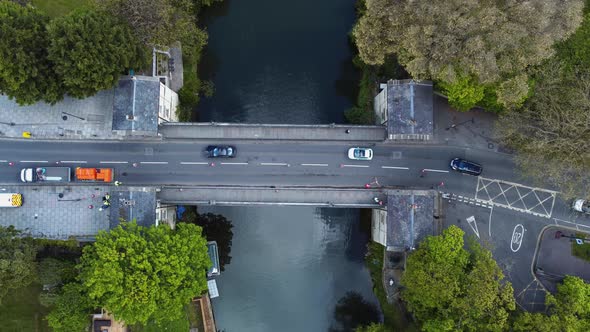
[466,216,480,238]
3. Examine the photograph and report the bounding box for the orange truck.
[75,167,114,182]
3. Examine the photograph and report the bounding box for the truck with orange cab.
[75,167,114,182]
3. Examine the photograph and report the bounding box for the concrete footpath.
[159,123,386,141]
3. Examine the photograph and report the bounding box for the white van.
[0,193,22,207]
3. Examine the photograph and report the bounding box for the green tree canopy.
[0,225,37,304]
[0,1,63,104]
[78,221,211,325]
[46,282,93,332]
[355,323,389,332]
[353,0,584,110]
[513,276,590,332]
[401,225,515,331]
[496,61,590,198]
[47,9,146,98]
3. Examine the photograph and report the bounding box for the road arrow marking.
[466,216,480,238]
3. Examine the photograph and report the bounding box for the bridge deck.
[159,123,386,141]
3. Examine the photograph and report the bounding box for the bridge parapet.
[159,123,386,141]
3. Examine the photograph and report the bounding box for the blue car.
[206,145,237,158]
[450,158,482,176]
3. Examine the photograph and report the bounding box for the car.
[572,199,590,214]
[450,158,482,176]
[206,145,237,158]
[348,147,373,161]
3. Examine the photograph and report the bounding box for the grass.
[0,283,51,332]
[365,241,418,331]
[32,0,94,18]
[132,303,201,332]
[572,233,590,262]
[187,300,205,331]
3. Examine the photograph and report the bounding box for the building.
[374,79,434,140]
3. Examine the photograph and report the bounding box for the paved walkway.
[0,91,116,140]
[0,185,111,239]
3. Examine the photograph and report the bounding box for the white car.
[573,199,590,214]
[348,147,373,161]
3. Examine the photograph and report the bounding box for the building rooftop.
[112,76,160,136]
[385,190,435,251]
[386,79,433,139]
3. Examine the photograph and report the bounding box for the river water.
[198,0,379,331]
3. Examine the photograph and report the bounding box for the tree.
[38,257,76,287]
[47,9,146,98]
[180,207,233,271]
[46,282,93,332]
[401,226,515,331]
[0,1,63,104]
[330,291,381,332]
[0,225,37,304]
[356,323,389,332]
[513,276,590,332]
[496,61,590,198]
[78,221,211,325]
[353,0,584,110]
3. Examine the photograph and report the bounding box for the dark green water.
[198,1,379,331]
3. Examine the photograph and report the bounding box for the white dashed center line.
[180,162,209,165]
[60,160,87,164]
[100,161,128,164]
[423,168,449,173]
[20,160,48,163]
[261,163,289,166]
[301,163,329,167]
[341,164,370,168]
[140,161,169,165]
[381,166,409,170]
[220,162,248,165]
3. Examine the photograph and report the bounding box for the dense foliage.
[0,1,63,105]
[513,276,590,332]
[78,221,211,325]
[47,9,145,98]
[330,291,381,332]
[401,226,515,331]
[0,226,37,304]
[355,323,389,332]
[46,282,93,332]
[353,0,584,111]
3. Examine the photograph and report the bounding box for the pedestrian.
[373,197,380,203]
[99,199,110,211]
[345,129,350,134]
[114,181,122,186]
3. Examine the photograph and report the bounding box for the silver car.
[348,147,373,161]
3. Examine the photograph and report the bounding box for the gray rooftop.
[112,76,160,135]
[386,80,433,139]
[386,190,435,251]
[108,189,157,229]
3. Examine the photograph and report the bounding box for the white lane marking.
[488,206,494,237]
[423,168,449,173]
[60,160,87,164]
[180,162,209,165]
[511,224,525,252]
[466,216,480,238]
[20,160,48,163]
[341,164,370,168]
[301,163,329,167]
[381,166,409,170]
[220,162,248,165]
[100,161,128,164]
[261,163,289,166]
[140,161,169,165]
[0,160,7,162]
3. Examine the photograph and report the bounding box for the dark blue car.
[450,158,482,176]
[206,145,237,158]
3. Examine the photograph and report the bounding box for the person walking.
[114,181,122,186]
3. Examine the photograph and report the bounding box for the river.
[197,0,380,331]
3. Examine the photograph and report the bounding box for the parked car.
[572,199,590,214]
[206,145,237,158]
[348,147,373,161]
[450,158,482,176]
